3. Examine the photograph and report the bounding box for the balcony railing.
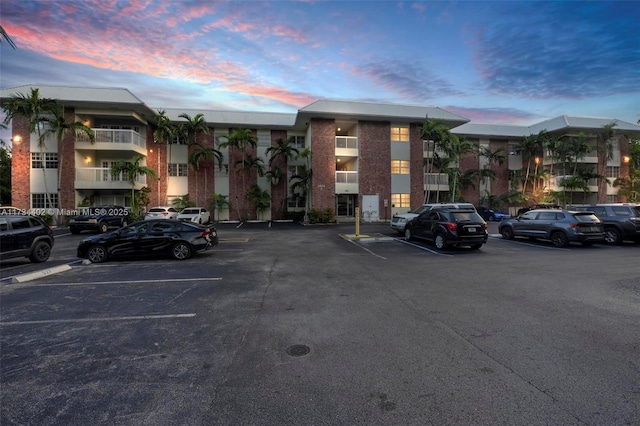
[336,136,358,150]
[75,167,146,189]
[423,140,448,158]
[548,175,598,191]
[336,171,358,183]
[77,129,146,147]
[424,173,449,185]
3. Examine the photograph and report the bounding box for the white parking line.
[395,238,454,256]
[346,239,387,259]
[0,313,196,327]
[10,277,222,287]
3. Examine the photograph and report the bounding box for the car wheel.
[604,228,622,245]
[172,242,192,260]
[550,231,569,248]
[70,227,80,234]
[87,245,108,263]
[434,233,448,250]
[98,222,109,233]
[404,227,413,241]
[29,241,51,263]
[488,214,495,221]
[470,244,482,250]
[500,227,514,240]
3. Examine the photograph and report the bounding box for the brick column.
[58,108,76,210]
[10,116,30,209]
[310,119,336,213]
[359,121,391,219]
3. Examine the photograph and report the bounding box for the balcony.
[75,167,147,190]
[76,129,147,155]
[335,136,358,157]
[424,173,449,191]
[423,140,448,158]
[335,170,358,194]
[548,175,598,192]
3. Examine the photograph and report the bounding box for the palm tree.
[440,134,475,202]
[266,137,299,219]
[110,155,156,217]
[178,113,209,145]
[420,117,451,203]
[172,194,195,211]
[516,130,547,195]
[2,88,57,207]
[188,142,223,205]
[39,103,95,212]
[218,128,257,219]
[0,26,16,49]
[209,193,230,221]
[289,164,312,220]
[245,184,271,220]
[478,145,506,199]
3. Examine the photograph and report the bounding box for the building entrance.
[336,194,356,217]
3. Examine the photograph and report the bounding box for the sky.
[1,0,639,144]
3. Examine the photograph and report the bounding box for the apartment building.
[2,85,639,222]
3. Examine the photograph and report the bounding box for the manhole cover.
[286,344,310,357]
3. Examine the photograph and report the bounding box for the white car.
[176,207,210,224]
[390,202,476,234]
[144,206,180,220]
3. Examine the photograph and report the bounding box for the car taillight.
[162,211,168,215]
[446,222,457,231]
[569,223,576,228]
[201,230,211,237]
[483,223,488,231]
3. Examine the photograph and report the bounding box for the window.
[32,193,58,209]
[606,166,620,178]
[391,126,409,142]
[391,193,410,208]
[31,153,58,169]
[170,135,188,145]
[290,135,305,149]
[168,163,188,177]
[391,160,409,174]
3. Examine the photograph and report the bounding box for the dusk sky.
[1,0,639,137]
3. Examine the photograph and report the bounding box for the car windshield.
[451,212,482,222]
[182,209,198,214]
[149,208,166,212]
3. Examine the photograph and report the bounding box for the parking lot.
[1,221,639,425]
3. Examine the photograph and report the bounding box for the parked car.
[144,206,179,220]
[477,206,510,222]
[499,209,604,247]
[516,203,561,216]
[391,202,476,234]
[569,203,640,244]
[69,205,130,234]
[77,219,218,263]
[0,215,54,263]
[177,207,210,224]
[404,208,488,250]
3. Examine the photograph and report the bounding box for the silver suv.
[499,209,605,247]
[569,204,640,244]
[391,202,475,234]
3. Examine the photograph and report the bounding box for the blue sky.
[1,0,639,136]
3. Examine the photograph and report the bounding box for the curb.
[11,264,73,283]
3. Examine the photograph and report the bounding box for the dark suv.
[69,206,130,234]
[570,204,640,244]
[499,209,604,247]
[0,215,54,263]
[404,208,488,250]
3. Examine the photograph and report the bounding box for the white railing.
[424,173,449,185]
[77,129,145,148]
[336,171,358,183]
[548,175,598,191]
[75,167,147,184]
[423,140,448,157]
[336,136,358,150]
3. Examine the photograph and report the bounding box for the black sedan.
[77,219,218,263]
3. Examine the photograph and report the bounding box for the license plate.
[468,227,477,233]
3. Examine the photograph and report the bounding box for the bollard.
[355,207,360,236]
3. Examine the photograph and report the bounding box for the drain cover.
[286,344,310,357]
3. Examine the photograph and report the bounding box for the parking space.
[2,221,639,424]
